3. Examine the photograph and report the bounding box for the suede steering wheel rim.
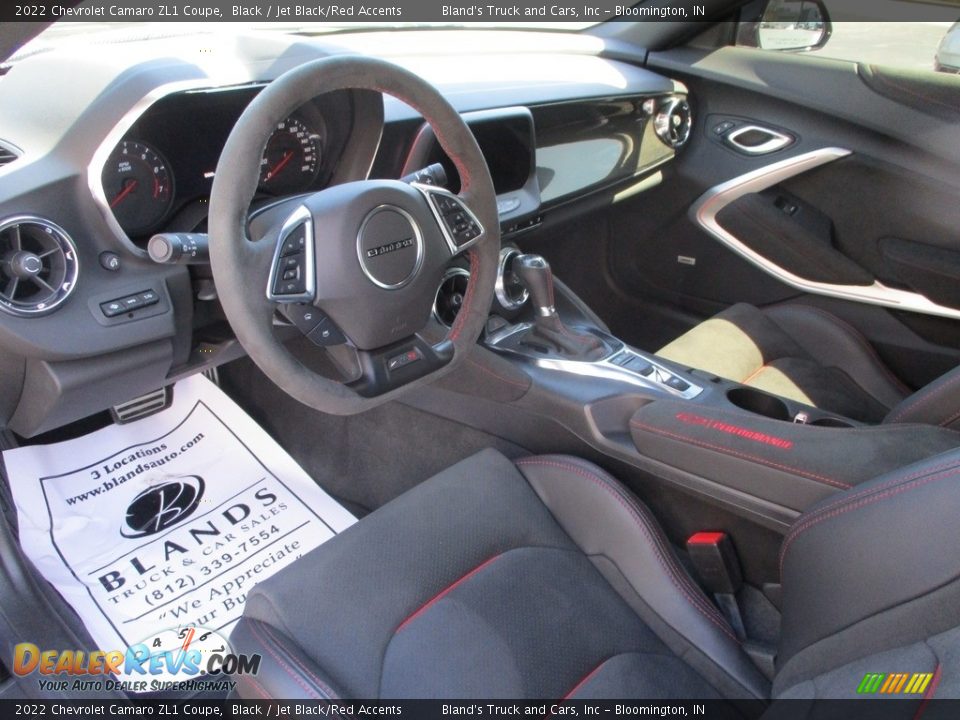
[208,56,500,415]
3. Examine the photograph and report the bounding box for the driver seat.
[230,448,960,701]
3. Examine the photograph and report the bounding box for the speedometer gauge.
[102,140,173,236]
[258,116,322,195]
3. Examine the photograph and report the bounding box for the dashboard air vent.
[0,216,79,317]
[433,268,470,327]
[495,247,529,311]
[653,97,692,149]
[0,143,18,168]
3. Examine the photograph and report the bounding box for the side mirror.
[740,0,833,52]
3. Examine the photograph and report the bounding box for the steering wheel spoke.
[413,183,485,258]
[264,204,317,304]
[348,334,454,398]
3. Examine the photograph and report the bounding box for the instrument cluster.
[99,85,344,242]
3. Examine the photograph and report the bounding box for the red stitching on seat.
[940,407,960,428]
[558,658,609,701]
[258,621,342,700]
[740,365,767,386]
[395,554,505,633]
[629,420,851,490]
[775,305,912,397]
[888,371,960,424]
[243,676,272,700]
[778,468,960,578]
[914,663,943,720]
[515,458,737,642]
[248,620,323,700]
[784,458,960,531]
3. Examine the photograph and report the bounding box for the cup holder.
[810,417,854,428]
[726,387,791,421]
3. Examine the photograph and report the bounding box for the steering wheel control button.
[282,304,323,334]
[274,270,306,296]
[356,205,424,290]
[307,317,346,347]
[280,226,307,257]
[387,347,423,372]
[418,186,485,254]
[267,206,316,304]
[437,197,481,246]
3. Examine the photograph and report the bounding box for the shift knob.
[512,254,555,317]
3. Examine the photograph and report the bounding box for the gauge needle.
[110,179,139,208]
[264,151,294,183]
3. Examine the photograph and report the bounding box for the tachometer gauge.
[258,116,322,195]
[102,140,174,236]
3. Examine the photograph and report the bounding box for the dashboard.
[0,29,689,437]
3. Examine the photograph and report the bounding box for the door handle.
[725,125,794,155]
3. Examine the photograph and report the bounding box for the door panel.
[598,45,960,384]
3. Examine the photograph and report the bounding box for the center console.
[438,251,960,532]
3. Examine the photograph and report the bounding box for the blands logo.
[121,476,205,538]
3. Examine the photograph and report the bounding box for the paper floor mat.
[3,374,355,659]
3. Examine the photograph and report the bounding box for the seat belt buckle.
[686,532,746,639]
[687,531,742,594]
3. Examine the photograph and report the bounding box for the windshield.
[14,19,600,62]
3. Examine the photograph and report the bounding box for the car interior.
[0,2,959,710]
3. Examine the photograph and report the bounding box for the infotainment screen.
[405,108,536,196]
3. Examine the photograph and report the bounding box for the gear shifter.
[512,254,607,360]
[512,254,558,318]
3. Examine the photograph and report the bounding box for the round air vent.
[653,96,692,149]
[494,247,529,311]
[0,216,79,317]
[433,268,470,328]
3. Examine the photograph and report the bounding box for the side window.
[737,0,960,76]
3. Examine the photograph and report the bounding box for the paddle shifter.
[511,254,607,360]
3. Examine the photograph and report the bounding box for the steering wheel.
[208,57,500,415]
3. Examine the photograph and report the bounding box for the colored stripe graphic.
[857,672,933,694]
[857,673,885,694]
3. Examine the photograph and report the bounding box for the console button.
[100,300,125,317]
[665,376,691,392]
[624,356,654,375]
[100,289,159,318]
